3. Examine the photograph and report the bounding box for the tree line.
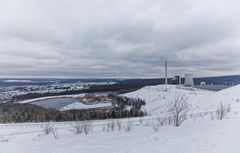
[0,95,146,123]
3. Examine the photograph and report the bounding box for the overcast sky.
[0,0,239,78]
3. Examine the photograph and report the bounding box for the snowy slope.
[124,85,240,116]
[1,118,240,153]
[1,84,240,153]
[124,85,211,115]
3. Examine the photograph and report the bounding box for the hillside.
[1,85,240,153]
[124,85,240,116]
[1,118,240,153]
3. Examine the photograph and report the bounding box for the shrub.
[124,120,133,132]
[82,120,92,134]
[167,94,190,127]
[117,120,122,131]
[43,124,58,139]
[73,121,83,134]
[151,119,161,132]
[216,103,228,120]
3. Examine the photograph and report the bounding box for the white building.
[184,74,194,86]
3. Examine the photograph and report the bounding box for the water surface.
[31,97,78,110]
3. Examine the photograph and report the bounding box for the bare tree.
[124,120,133,132]
[110,120,115,131]
[82,120,92,134]
[116,120,122,131]
[0,136,11,143]
[43,124,59,139]
[139,117,143,125]
[167,115,172,125]
[73,121,83,135]
[216,103,228,120]
[227,104,231,113]
[156,117,165,126]
[167,94,190,127]
[151,119,161,132]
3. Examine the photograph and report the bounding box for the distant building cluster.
[169,74,194,86]
[164,61,194,86]
[0,81,117,103]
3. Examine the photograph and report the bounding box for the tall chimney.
[165,61,167,84]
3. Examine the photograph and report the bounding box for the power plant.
[163,61,194,86]
[184,74,194,86]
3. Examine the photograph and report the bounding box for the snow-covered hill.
[1,117,240,153]
[124,85,240,116]
[1,84,240,153]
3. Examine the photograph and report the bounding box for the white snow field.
[1,84,240,153]
[124,85,240,116]
[60,101,112,111]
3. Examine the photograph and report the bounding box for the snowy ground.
[1,84,240,153]
[1,117,240,153]
[60,101,112,111]
[124,85,240,116]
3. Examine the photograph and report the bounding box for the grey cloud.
[0,0,239,77]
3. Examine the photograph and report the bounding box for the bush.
[0,136,11,143]
[72,120,92,135]
[117,120,122,131]
[151,119,161,132]
[82,121,92,134]
[42,124,58,139]
[216,103,228,120]
[73,121,83,134]
[124,120,133,132]
[110,120,115,131]
[167,94,190,127]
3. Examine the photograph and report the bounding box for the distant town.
[0,75,239,103]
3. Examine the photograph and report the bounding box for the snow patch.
[60,102,112,111]
[3,80,34,83]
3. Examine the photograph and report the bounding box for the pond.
[31,97,78,110]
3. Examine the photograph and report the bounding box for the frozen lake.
[31,97,113,110]
[31,97,78,110]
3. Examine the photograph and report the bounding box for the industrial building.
[164,61,194,86]
[171,76,181,85]
[184,74,194,86]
